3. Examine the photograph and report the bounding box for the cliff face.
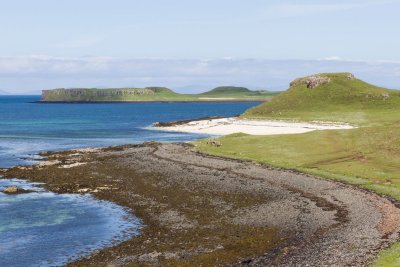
[41,88,168,102]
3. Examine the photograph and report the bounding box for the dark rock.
[153,116,227,127]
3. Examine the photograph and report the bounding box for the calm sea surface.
[0,96,258,167]
[0,95,260,266]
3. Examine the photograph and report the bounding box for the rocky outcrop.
[2,186,33,194]
[153,116,227,127]
[290,74,331,89]
[207,139,222,147]
[289,73,357,89]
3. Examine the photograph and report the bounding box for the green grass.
[372,242,400,267]
[41,86,280,102]
[195,126,400,198]
[200,86,280,98]
[194,73,400,266]
[243,73,400,125]
[200,86,252,95]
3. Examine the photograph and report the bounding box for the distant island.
[40,86,280,102]
[0,90,10,95]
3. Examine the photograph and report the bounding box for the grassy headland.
[243,72,400,125]
[41,86,280,102]
[194,73,400,266]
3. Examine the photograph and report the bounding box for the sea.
[0,95,260,266]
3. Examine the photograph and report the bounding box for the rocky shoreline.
[153,116,231,127]
[3,142,400,266]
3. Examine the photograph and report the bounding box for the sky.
[0,0,399,93]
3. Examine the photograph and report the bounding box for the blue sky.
[0,0,399,93]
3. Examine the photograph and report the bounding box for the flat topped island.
[40,86,280,102]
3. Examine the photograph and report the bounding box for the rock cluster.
[381,93,390,100]
[347,73,355,80]
[207,139,222,147]
[290,75,331,89]
[2,186,32,194]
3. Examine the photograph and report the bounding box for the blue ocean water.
[0,95,259,168]
[0,95,260,266]
[0,179,141,267]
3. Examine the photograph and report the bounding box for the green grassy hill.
[243,72,400,125]
[195,73,400,266]
[200,86,279,99]
[201,86,252,95]
[41,86,279,102]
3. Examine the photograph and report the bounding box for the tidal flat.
[3,142,400,266]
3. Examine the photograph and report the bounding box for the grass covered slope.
[200,86,279,99]
[197,73,400,197]
[201,86,252,95]
[243,73,400,125]
[195,73,400,266]
[41,86,279,102]
[196,126,400,199]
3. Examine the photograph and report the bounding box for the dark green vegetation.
[41,86,279,102]
[195,73,400,266]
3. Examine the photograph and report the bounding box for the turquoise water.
[0,96,260,266]
[0,179,141,267]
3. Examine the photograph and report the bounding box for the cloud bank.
[0,56,399,94]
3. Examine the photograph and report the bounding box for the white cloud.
[320,56,343,61]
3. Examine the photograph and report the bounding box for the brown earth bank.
[2,142,400,266]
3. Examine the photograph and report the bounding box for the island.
[40,86,280,102]
[5,72,400,266]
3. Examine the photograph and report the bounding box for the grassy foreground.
[194,73,400,266]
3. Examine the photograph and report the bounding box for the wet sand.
[3,142,400,266]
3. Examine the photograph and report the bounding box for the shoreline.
[34,99,267,104]
[153,117,355,136]
[3,142,400,266]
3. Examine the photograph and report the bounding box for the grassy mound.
[243,73,400,124]
[201,86,280,98]
[201,86,252,95]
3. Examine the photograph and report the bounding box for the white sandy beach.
[154,117,354,136]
